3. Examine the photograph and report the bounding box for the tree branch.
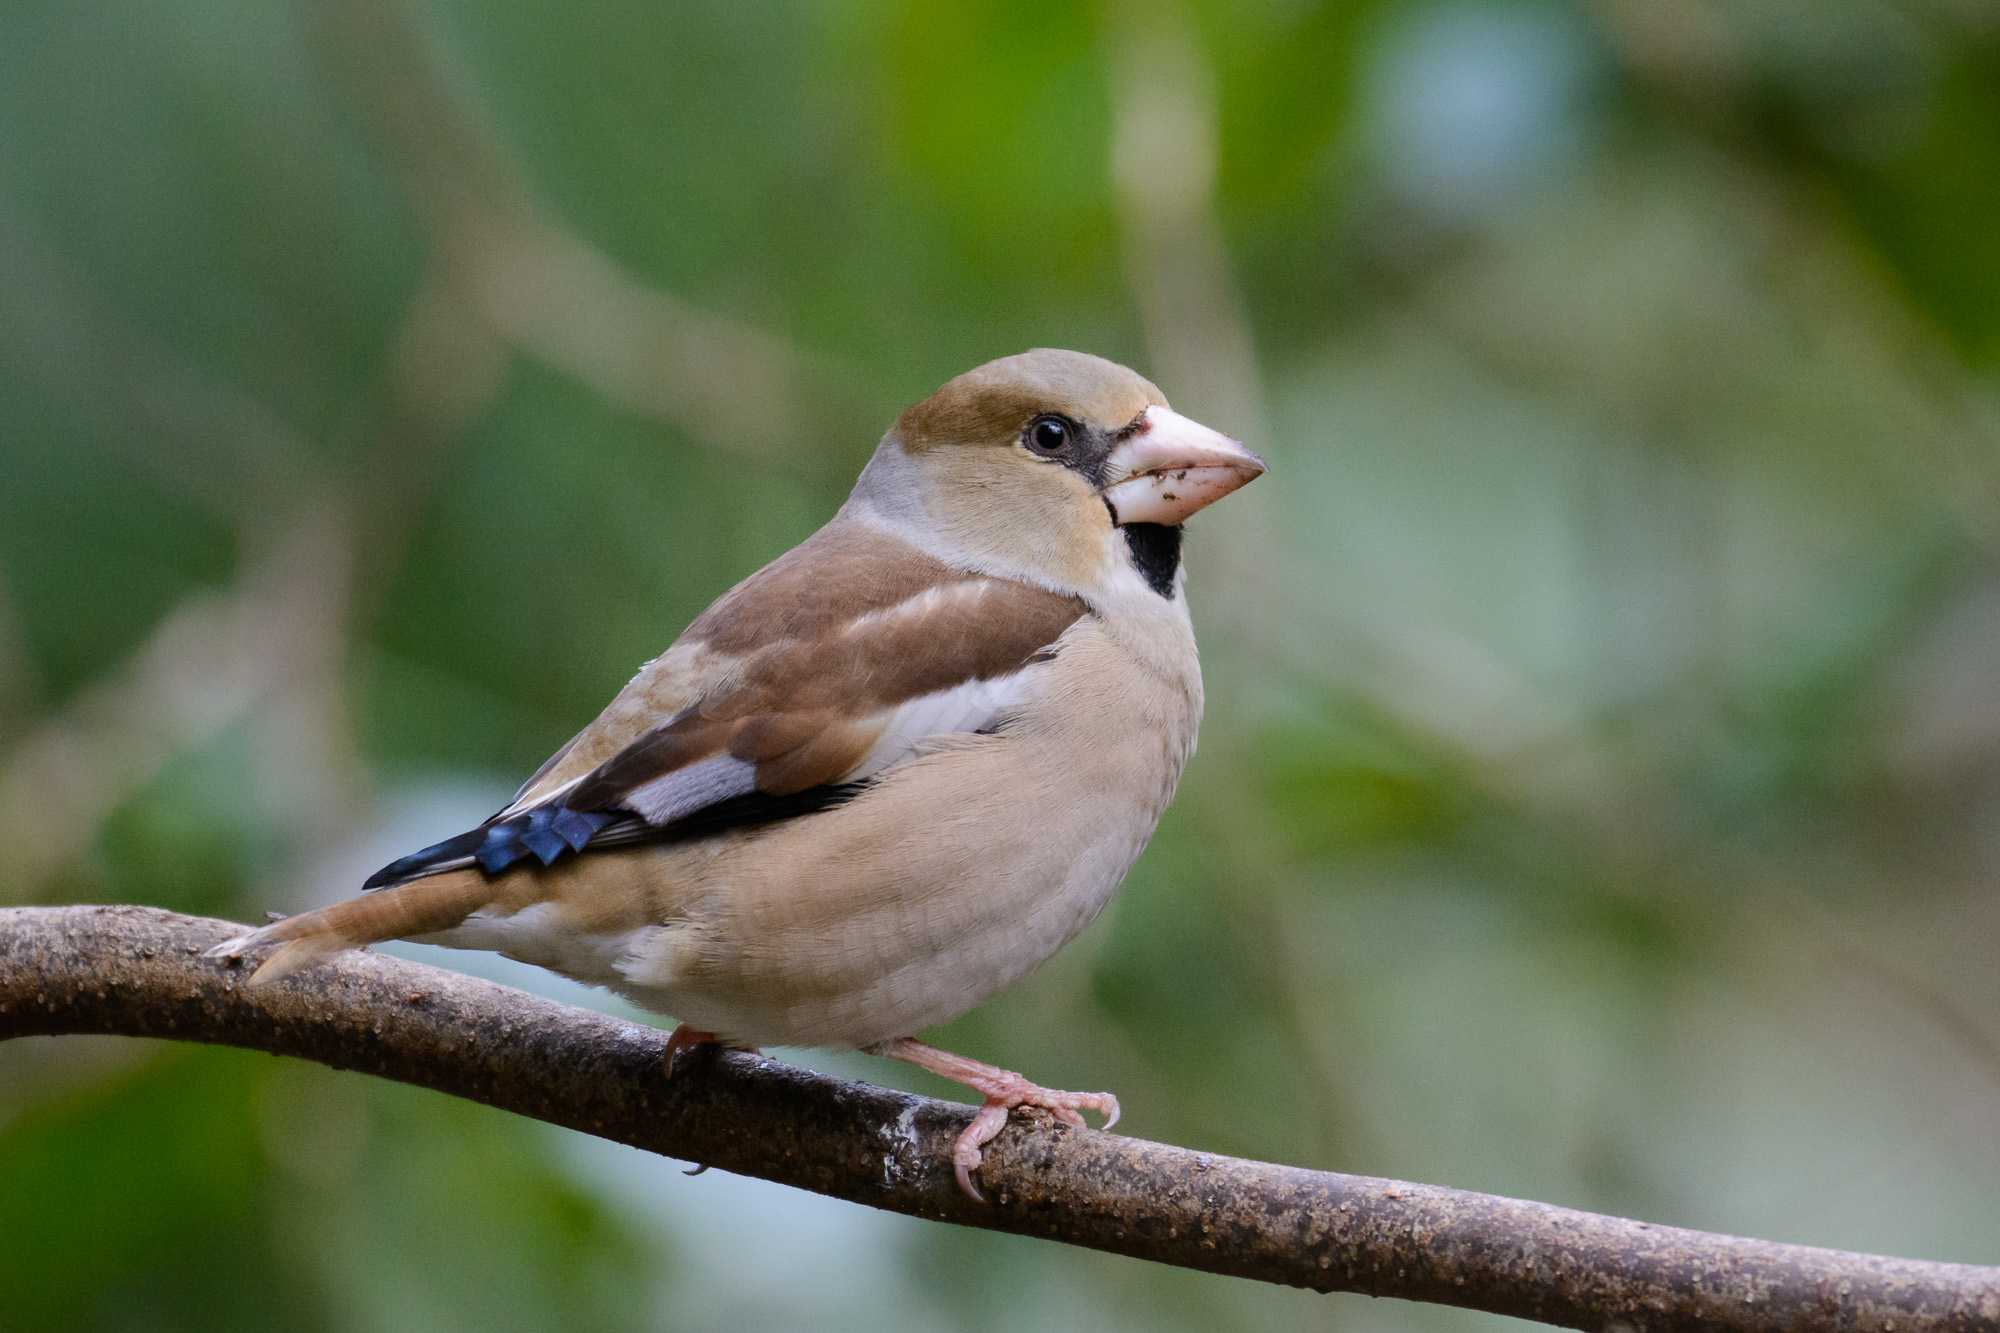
[3,906,1994,1331]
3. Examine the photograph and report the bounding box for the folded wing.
[365,525,1086,890]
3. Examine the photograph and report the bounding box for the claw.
[662,1024,719,1077]
[661,1025,762,1079]
[876,1038,1123,1203]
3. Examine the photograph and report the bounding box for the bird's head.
[850,349,1265,598]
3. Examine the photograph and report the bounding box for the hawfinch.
[215,348,1265,1199]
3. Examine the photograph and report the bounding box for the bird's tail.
[206,869,495,986]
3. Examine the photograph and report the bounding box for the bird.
[211,347,1265,1199]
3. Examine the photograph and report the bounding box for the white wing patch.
[851,669,1043,779]
[494,602,1061,837]
[557,666,1040,830]
[839,579,982,636]
[623,752,760,825]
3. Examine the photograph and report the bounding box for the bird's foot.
[662,1024,720,1076]
[950,1079,1121,1203]
[662,1024,760,1079]
[876,1038,1120,1203]
[663,1024,760,1176]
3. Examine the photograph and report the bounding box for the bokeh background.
[3,2,1998,1329]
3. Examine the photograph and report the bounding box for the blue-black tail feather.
[361,781,874,892]
[362,805,616,891]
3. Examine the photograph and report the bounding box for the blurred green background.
[3,1,1998,1329]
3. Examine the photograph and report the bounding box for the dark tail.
[362,805,615,890]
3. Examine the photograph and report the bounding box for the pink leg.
[877,1038,1121,1202]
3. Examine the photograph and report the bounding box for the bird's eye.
[1025,416,1071,454]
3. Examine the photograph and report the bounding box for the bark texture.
[3,905,1996,1331]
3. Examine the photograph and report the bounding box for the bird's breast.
[609,614,1203,1048]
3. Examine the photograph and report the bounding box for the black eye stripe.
[1021,414,1117,488]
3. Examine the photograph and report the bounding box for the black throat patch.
[1122,523,1183,599]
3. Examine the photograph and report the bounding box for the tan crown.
[896,348,1166,450]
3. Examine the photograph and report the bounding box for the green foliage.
[0,1048,650,1333]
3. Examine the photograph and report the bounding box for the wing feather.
[365,520,1086,889]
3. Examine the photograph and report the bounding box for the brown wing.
[565,571,1086,814]
[501,519,970,814]
[365,520,1084,889]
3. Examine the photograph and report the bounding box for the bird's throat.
[1122,523,1182,599]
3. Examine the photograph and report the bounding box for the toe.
[951,1102,1016,1203]
[661,1025,721,1078]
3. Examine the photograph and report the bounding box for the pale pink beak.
[1099,405,1266,526]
